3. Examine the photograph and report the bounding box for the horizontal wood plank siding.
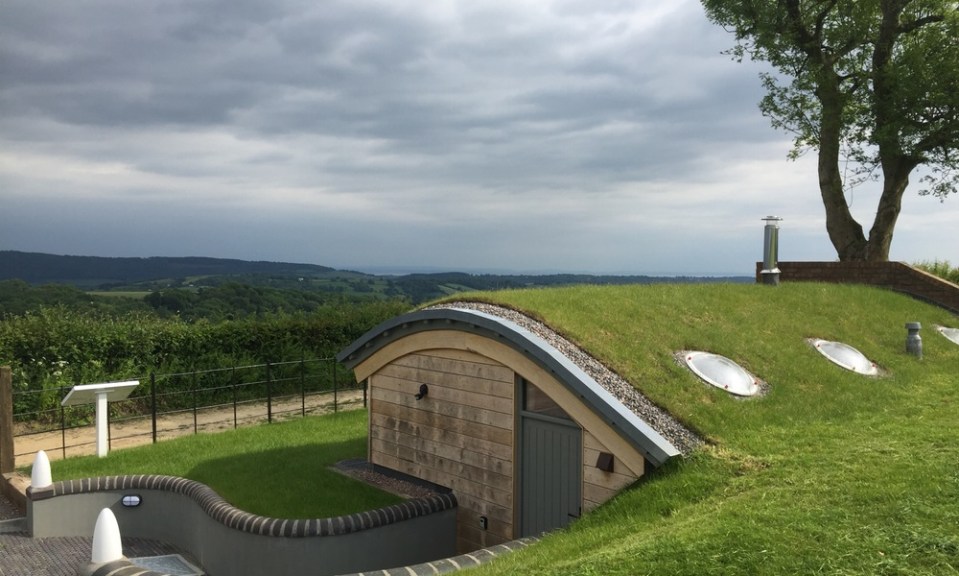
[374,370,514,414]
[358,331,658,552]
[369,350,515,552]
[582,431,642,513]
[372,386,513,430]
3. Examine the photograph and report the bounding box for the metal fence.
[10,356,365,467]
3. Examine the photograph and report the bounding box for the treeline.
[0,279,389,321]
[142,282,370,320]
[0,279,146,317]
[0,251,337,285]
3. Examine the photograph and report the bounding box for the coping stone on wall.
[336,536,540,576]
[28,474,457,538]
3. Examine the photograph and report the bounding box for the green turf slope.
[457,282,958,576]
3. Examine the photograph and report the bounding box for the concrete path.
[0,530,193,576]
[1,492,198,576]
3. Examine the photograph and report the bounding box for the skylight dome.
[683,351,761,397]
[810,339,879,376]
[937,326,959,346]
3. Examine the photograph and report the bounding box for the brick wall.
[754,261,959,314]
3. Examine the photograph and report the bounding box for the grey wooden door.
[520,415,582,536]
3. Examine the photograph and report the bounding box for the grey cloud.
[4,0,951,274]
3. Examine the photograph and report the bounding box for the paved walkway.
[0,492,200,576]
[0,529,193,576]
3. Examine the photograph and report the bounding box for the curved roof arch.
[337,307,679,466]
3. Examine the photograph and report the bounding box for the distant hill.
[0,251,339,286]
[0,251,752,312]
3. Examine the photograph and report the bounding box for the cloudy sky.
[2,0,956,275]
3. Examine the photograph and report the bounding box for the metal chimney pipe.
[760,216,783,286]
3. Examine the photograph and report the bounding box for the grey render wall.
[28,475,458,576]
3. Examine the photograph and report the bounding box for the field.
[85,291,152,298]
[48,410,401,519]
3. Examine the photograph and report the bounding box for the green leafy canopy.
[702,0,959,199]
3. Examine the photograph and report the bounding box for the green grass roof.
[448,282,959,575]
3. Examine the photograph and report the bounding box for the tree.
[702,0,959,261]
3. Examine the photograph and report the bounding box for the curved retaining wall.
[28,475,458,576]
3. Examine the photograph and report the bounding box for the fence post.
[266,362,273,424]
[60,402,67,460]
[0,366,13,474]
[192,369,198,434]
[300,354,306,417]
[231,365,238,430]
[150,372,157,444]
[332,360,338,413]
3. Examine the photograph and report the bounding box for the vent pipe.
[760,216,783,286]
[905,322,922,359]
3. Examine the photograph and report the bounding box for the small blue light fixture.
[121,494,142,508]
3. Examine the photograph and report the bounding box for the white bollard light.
[30,450,52,489]
[91,508,124,564]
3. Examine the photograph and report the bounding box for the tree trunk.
[863,2,917,262]
[816,67,868,261]
[866,158,914,261]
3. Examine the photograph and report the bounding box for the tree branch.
[898,14,945,34]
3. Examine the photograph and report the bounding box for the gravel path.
[431,302,702,455]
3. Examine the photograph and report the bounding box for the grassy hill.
[449,283,959,575]
[0,251,340,286]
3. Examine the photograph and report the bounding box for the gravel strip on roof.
[429,302,702,455]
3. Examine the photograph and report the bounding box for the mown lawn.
[48,410,402,518]
[455,283,959,575]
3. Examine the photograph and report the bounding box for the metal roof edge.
[337,307,679,466]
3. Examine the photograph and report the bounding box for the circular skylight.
[683,351,761,397]
[937,325,959,346]
[810,339,879,376]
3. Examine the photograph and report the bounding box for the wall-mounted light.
[596,452,614,473]
[121,494,142,508]
[415,384,429,400]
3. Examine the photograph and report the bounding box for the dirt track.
[13,390,365,469]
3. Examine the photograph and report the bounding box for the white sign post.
[61,380,139,457]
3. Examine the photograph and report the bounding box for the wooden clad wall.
[582,431,642,513]
[369,349,515,553]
